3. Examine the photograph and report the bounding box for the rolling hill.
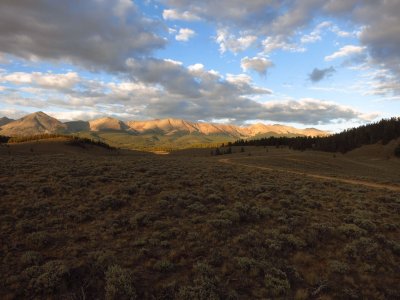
[0,111,328,149]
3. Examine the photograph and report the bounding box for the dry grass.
[0,142,399,299]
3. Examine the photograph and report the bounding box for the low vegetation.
[0,144,399,299]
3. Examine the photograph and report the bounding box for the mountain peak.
[0,111,66,136]
[89,117,130,132]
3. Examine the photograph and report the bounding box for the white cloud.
[1,71,79,90]
[48,110,104,122]
[241,56,273,76]
[300,21,332,44]
[325,45,366,61]
[162,9,201,21]
[215,29,257,54]
[262,35,305,54]
[175,28,196,42]
[262,98,378,124]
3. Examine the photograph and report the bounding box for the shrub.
[105,265,137,300]
[129,212,157,227]
[31,260,69,293]
[207,218,232,229]
[264,268,290,297]
[177,263,220,300]
[16,220,37,233]
[187,202,207,213]
[337,223,366,238]
[218,209,240,223]
[27,231,54,248]
[329,260,350,274]
[89,250,116,273]
[153,260,175,273]
[100,196,127,211]
[20,251,44,267]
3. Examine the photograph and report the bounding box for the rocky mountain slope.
[0,112,67,136]
[0,112,328,141]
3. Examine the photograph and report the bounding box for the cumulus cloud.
[309,67,336,82]
[241,57,273,76]
[215,29,257,54]
[1,72,79,90]
[175,28,196,41]
[0,0,165,71]
[355,2,400,76]
[0,65,374,125]
[325,45,366,61]
[162,9,201,21]
[162,0,400,95]
[261,98,378,124]
[262,36,305,54]
[300,21,332,44]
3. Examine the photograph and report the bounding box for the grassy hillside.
[73,131,235,150]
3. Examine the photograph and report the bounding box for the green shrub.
[105,265,137,300]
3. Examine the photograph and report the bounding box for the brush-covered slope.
[0,112,67,136]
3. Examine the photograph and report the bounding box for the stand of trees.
[232,117,400,153]
[0,135,10,143]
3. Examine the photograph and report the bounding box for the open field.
[0,141,399,299]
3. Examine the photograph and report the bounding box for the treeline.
[232,117,400,153]
[8,133,68,143]
[0,135,10,143]
[66,136,116,150]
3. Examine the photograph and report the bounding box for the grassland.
[0,142,399,299]
[73,131,233,151]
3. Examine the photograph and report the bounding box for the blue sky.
[0,0,399,132]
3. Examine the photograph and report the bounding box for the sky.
[0,0,399,132]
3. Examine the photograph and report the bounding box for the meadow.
[0,141,399,299]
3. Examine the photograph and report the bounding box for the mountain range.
[0,111,328,149]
